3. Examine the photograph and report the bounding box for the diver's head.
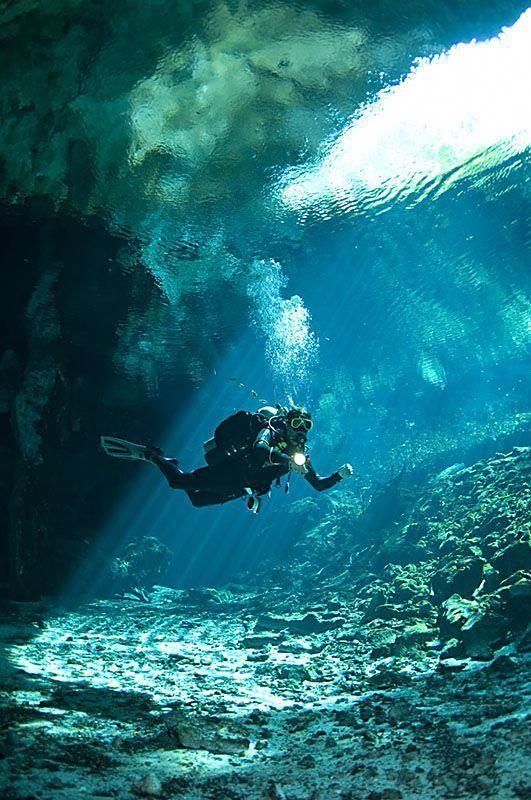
[285,407,313,443]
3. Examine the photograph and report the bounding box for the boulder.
[399,622,434,645]
[168,712,250,756]
[372,604,407,621]
[487,653,518,674]
[480,562,501,593]
[440,594,508,660]
[132,774,163,797]
[241,633,284,649]
[366,625,399,658]
[492,539,531,577]
[498,571,531,629]
[431,557,484,602]
[516,623,531,653]
[254,612,345,635]
[500,571,531,599]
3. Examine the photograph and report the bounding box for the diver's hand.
[337,463,354,480]
[290,455,308,475]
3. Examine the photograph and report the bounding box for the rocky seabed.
[1,447,530,799]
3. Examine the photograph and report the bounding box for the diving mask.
[289,416,313,432]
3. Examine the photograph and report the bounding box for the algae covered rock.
[255,611,345,635]
[498,570,531,630]
[167,710,250,756]
[270,446,530,668]
[492,538,531,577]
[399,622,435,646]
[110,536,172,594]
[365,622,399,658]
[440,593,508,659]
[431,556,485,601]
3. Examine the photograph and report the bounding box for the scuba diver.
[101,405,353,513]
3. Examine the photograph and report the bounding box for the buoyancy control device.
[203,406,278,466]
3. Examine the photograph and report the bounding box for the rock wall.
[0,208,198,600]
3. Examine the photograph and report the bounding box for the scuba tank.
[203,406,279,466]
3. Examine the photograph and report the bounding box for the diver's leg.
[174,462,242,493]
[186,490,234,507]
[150,454,241,496]
[150,454,186,489]
[150,456,237,505]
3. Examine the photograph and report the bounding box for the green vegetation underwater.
[0,0,530,797]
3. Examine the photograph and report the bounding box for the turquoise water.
[2,10,531,799]
[93,3,531,587]
[0,0,530,591]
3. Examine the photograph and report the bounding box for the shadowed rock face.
[0,210,199,598]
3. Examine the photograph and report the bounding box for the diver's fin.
[100,436,158,461]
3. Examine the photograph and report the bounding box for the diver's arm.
[304,459,343,491]
[253,428,291,465]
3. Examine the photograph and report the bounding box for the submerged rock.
[255,611,345,635]
[440,594,509,659]
[132,773,163,797]
[493,539,531,577]
[431,556,485,601]
[168,711,251,756]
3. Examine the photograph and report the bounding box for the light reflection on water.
[278,9,531,221]
[1,0,529,441]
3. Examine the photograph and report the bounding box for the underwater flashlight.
[293,452,306,466]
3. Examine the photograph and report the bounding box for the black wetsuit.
[152,421,342,507]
